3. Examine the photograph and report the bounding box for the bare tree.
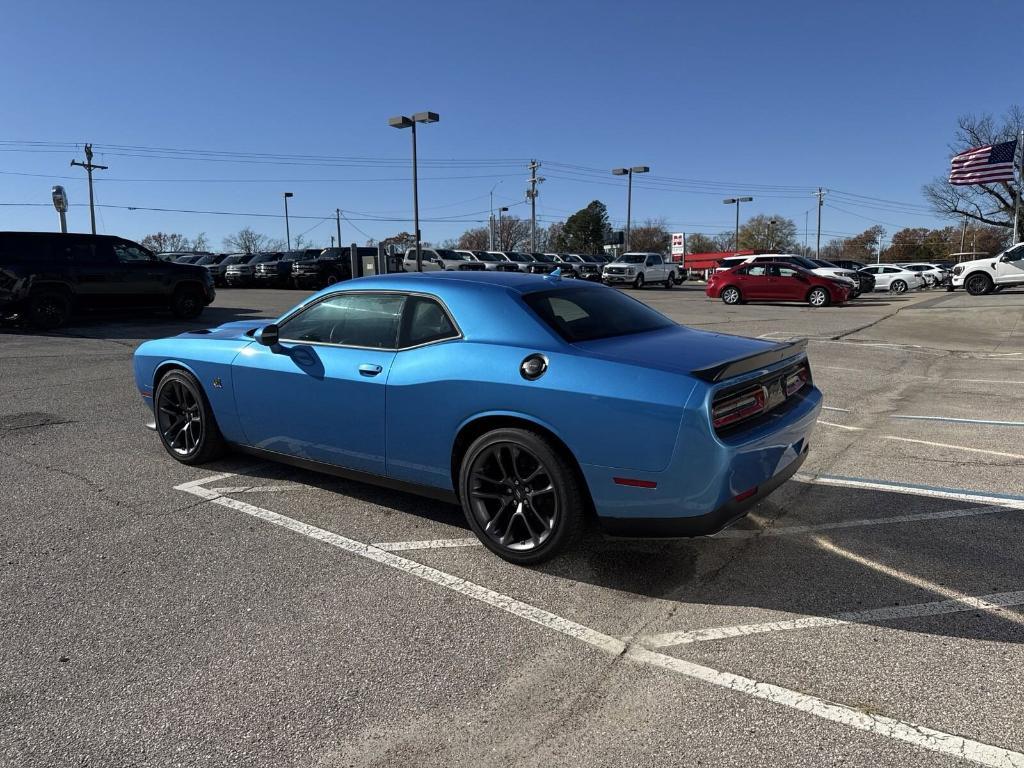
[141,232,208,253]
[627,218,671,253]
[457,227,490,250]
[922,106,1023,231]
[495,216,531,251]
[223,227,277,255]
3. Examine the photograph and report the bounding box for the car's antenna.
[545,267,562,282]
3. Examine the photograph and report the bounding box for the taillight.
[785,365,810,396]
[712,387,767,429]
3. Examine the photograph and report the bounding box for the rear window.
[522,287,675,343]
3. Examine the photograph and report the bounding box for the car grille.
[457,263,486,271]
[605,266,628,275]
[577,265,598,273]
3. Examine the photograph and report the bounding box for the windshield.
[174,255,200,263]
[523,287,675,343]
[252,252,281,263]
[222,254,246,265]
[471,251,501,261]
[813,259,839,268]
[194,253,223,265]
[435,249,469,261]
[505,252,534,263]
[615,254,646,264]
[787,256,820,270]
[561,254,584,263]
[532,253,557,263]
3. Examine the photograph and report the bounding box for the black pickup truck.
[0,231,216,329]
[291,247,380,289]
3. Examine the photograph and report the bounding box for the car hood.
[178,319,261,341]
[572,325,783,377]
[954,258,997,270]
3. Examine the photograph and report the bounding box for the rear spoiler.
[691,339,808,383]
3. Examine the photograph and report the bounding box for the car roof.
[331,270,590,296]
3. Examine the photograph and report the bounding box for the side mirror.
[255,324,279,346]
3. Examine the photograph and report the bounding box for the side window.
[778,267,799,278]
[114,242,151,263]
[57,238,110,265]
[1004,247,1024,262]
[279,293,405,348]
[746,265,767,276]
[399,296,459,347]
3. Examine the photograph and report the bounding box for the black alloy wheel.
[154,370,226,464]
[171,286,205,319]
[460,428,583,565]
[965,273,993,296]
[28,292,71,329]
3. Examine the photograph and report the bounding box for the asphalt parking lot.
[3,282,1024,767]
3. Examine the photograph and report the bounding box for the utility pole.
[336,208,343,253]
[526,160,543,252]
[815,188,825,258]
[804,210,809,251]
[70,143,107,235]
[959,212,968,253]
[1014,129,1023,244]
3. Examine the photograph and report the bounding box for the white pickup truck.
[602,252,677,289]
[951,243,1024,295]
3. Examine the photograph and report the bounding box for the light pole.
[722,196,753,251]
[488,180,503,250]
[388,111,440,272]
[283,192,294,251]
[497,206,509,250]
[767,218,778,251]
[612,166,649,251]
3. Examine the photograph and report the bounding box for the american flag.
[948,139,1018,185]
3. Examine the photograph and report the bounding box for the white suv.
[602,252,676,288]
[403,248,486,272]
[951,243,1024,295]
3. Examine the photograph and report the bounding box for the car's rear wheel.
[664,272,674,289]
[171,285,205,319]
[459,428,584,565]
[807,287,830,307]
[890,279,908,294]
[721,286,742,305]
[633,273,645,289]
[965,273,993,296]
[28,291,71,329]
[324,271,340,287]
[154,369,226,465]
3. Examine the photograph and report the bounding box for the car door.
[776,266,808,301]
[994,246,1024,285]
[645,254,665,281]
[58,236,122,306]
[112,240,164,304]
[231,291,404,474]
[740,264,769,299]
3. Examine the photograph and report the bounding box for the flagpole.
[1014,129,1023,244]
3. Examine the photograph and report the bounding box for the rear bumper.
[598,445,807,537]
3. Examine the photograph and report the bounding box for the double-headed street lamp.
[283,192,294,251]
[612,166,649,251]
[388,111,440,272]
[722,196,753,251]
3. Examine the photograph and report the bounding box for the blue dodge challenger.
[134,271,821,564]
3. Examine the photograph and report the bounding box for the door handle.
[358,364,383,377]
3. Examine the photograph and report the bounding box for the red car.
[706,261,851,307]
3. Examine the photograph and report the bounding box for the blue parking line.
[891,415,1024,427]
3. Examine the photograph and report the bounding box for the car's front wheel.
[633,273,645,289]
[721,286,742,305]
[171,286,205,319]
[28,291,71,329]
[458,428,584,565]
[154,369,226,465]
[807,287,830,307]
[664,272,674,289]
[965,273,994,296]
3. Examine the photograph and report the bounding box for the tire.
[664,272,674,289]
[890,279,908,294]
[154,369,226,465]
[458,427,584,565]
[170,285,205,320]
[807,287,830,307]
[323,271,340,287]
[721,286,742,305]
[633,272,645,289]
[965,273,994,296]
[28,291,71,330]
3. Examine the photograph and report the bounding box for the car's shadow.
[197,458,1024,646]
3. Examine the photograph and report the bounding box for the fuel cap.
[519,354,548,381]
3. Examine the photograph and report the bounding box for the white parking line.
[882,436,1024,461]
[174,472,1024,767]
[374,537,481,552]
[818,420,863,431]
[892,415,1024,427]
[821,406,850,412]
[208,484,306,494]
[640,589,1024,648]
[795,473,1024,509]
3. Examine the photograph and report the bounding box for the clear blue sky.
[0,0,1019,250]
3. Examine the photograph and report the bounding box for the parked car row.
[402,248,612,282]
